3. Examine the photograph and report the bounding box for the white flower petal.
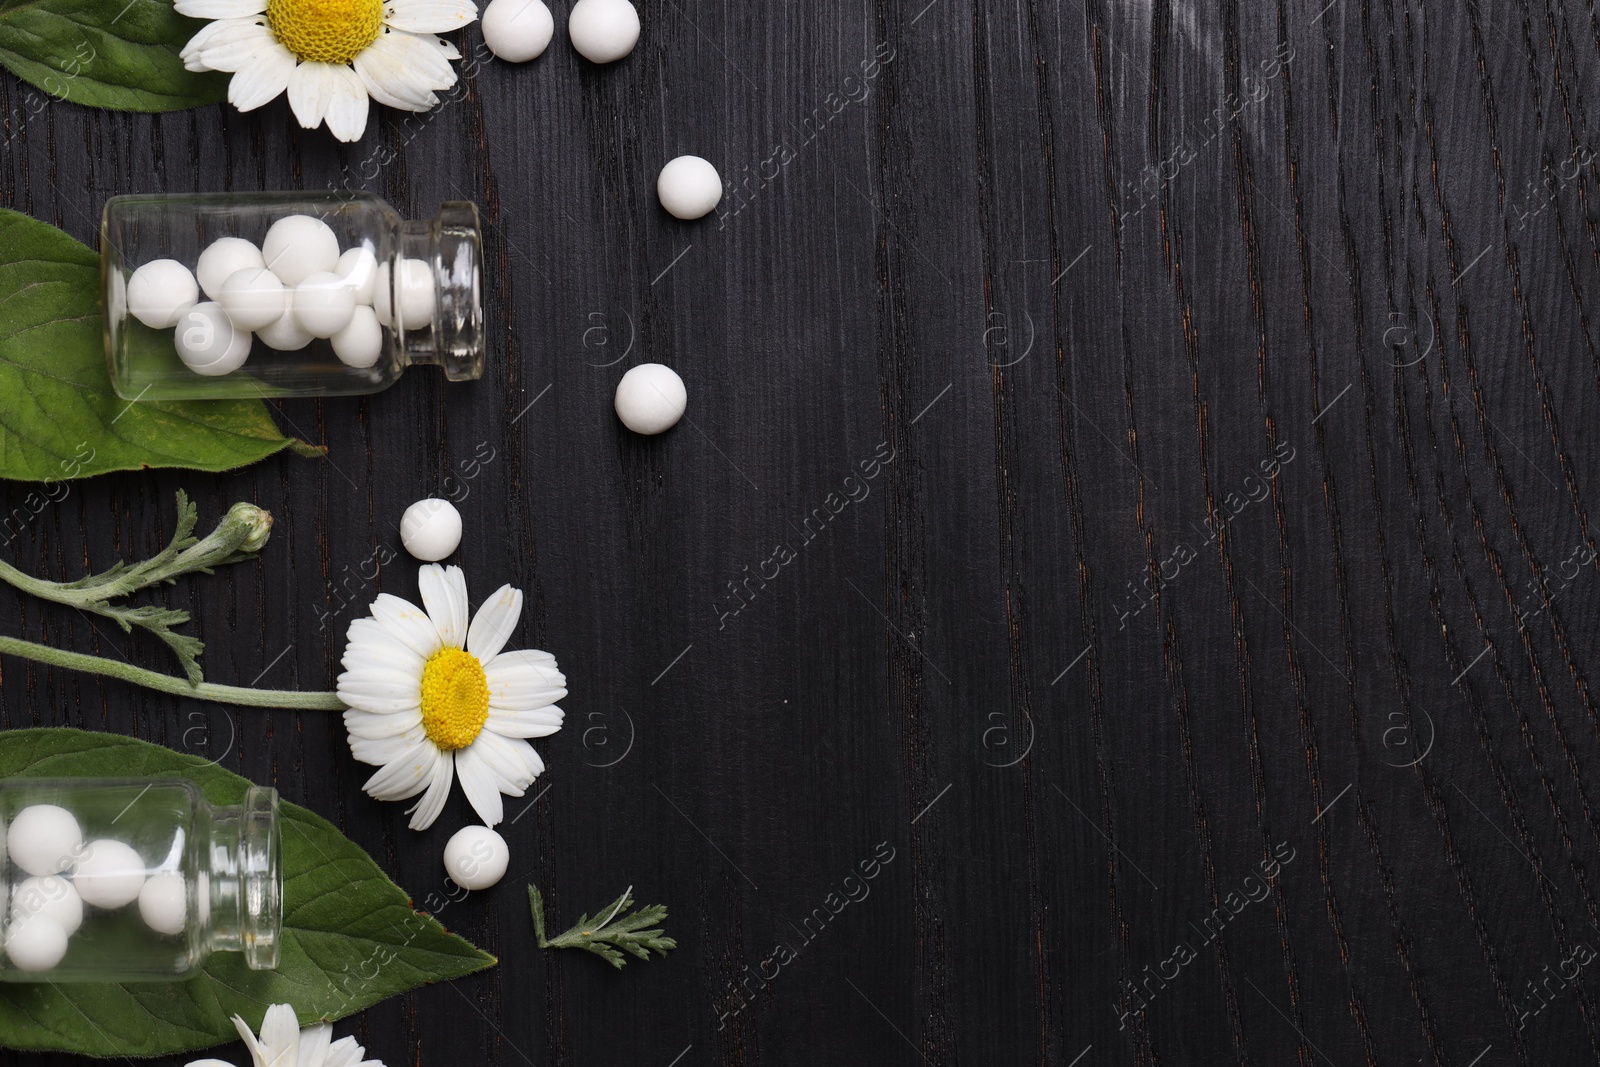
[175,0,265,19]
[181,17,272,71]
[362,743,439,801]
[383,0,477,33]
[484,650,566,710]
[472,730,542,792]
[321,1037,369,1067]
[465,585,522,663]
[287,61,338,130]
[227,45,296,112]
[454,743,504,826]
[435,37,461,60]
[370,593,444,660]
[376,29,457,87]
[323,65,371,142]
[296,1024,332,1067]
[343,707,424,739]
[406,752,455,830]
[341,619,426,674]
[352,44,439,111]
[186,1061,240,1067]
[486,704,564,739]
[256,1004,301,1067]
[348,725,428,768]
[418,564,469,648]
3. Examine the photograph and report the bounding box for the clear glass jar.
[0,780,281,982]
[102,191,484,400]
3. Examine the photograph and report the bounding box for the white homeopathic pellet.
[262,214,341,286]
[175,303,252,376]
[396,258,435,329]
[400,498,463,561]
[12,875,84,937]
[443,826,509,890]
[138,872,188,936]
[127,260,199,330]
[657,155,723,220]
[568,0,639,63]
[7,805,83,877]
[332,306,384,369]
[196,237,266,300]
[336,247,379,305]
[614,363,687,434]
[218,268,289,332]
[74,838,146,909]
[5,915,68,972]
[482,0,554,61]
[293,272,359,338]
[256,310,315,351]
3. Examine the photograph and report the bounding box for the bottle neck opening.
[204,786,281,971]
[397,201,486,382]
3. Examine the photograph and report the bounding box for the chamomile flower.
[176,0,478,141]
[186,1003,385,1067]
[339,565,566,830]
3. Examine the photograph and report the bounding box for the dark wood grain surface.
[5,0,1600,1063]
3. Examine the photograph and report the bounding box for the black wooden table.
[5,1,1600,1064]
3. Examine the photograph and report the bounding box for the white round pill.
[256,310,315,351]
[12,875,82,936]
[196,238,266,300]
[218,268,288,332]
[126,260,199,330]
[568,0,639,63]
[138,871,188,936]
[614,363,687,434]
[443,826,509,890]
[74,839,146,909]
[400,498,463,561]
[7,805,82,877]
[483,0,554,61]
[373,262,394,327]
[396,258,434,330]
[175,302,252,376]
[332,306,384,369]
[657,155,723,220]
[336,247,379,305]
[293,272,358,338]
[262,214,341,286]
[5,915,67,972]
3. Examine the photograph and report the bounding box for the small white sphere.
[138,872,188,936]
[73,839,146,910]
[614,363,687,434]
[293,272,358,338]
[373,262,394,327]
[255,310,315,352]
[5,915,67,972]
[7,805,82,877]
[657,155,723,220]
[336,247,379,305]
[175,302,252,376]
[332,306,384,369]
[443,826,509,890]
[262,214,341,287]
[12,875,83,936]
[126,260,199,329]
[196,238,266,300]
[483,0,554,61]
[569,0,639,62]
[217,268,288,332]
[396,258,434,330]
[400,498,463,561]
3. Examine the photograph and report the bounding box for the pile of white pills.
[3,804,184,972]
[125,214,436,378]
[481,0,638,64]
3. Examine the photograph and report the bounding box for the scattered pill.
[138,872,188,936]
[395,258,434,330]
[262,214,341,286]
[256,310,316,351]
[614,363,686,435]
[293,272,359,338]
[196,238,266,300]
[657,155,723,220]
[443,826,509,890]
[336,247,379,305]
[332,306,384,369]
[175,302,252,376]
[7,805,83,877]
[568,0,639,63]
[400,498,463,561]
[218,268,289,332]
[482,0,554,61]
[73,839,146,910]
[5,915,67,972]
[126,260,200,330]
[12,875,83,937]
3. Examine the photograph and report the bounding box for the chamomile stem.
[0,634,344,709]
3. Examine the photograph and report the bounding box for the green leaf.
[0,0,226,112]
[0,728,497,1059]
[530,884,676,970]
[0,209,320,483]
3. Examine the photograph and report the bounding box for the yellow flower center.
[266,0,384,65]
[419,648,489,752]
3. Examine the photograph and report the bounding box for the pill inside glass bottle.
[0,780,280,982]
[102,191,485,400]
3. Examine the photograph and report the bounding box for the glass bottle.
[102,191,484,400]
[0,779,281,982]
